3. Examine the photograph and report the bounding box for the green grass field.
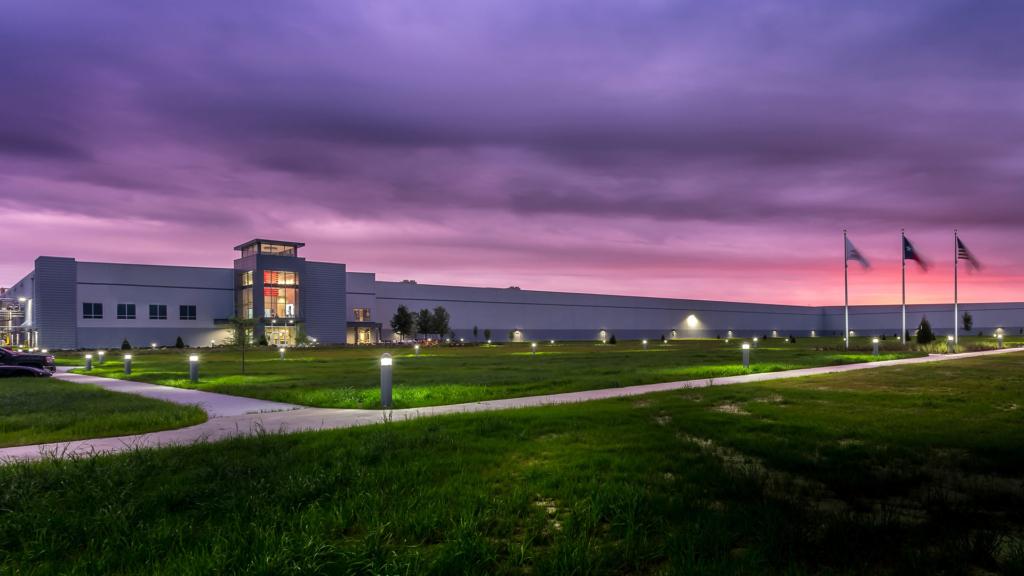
[0,377,206,448]
[3,352,1023,574]
[61,337,941,409]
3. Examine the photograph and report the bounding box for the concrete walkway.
[2,347,1020,463]
[54,368,301,417]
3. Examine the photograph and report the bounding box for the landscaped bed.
[3,351,1023,573]
[0,377,206,448]
[59,336,936,408]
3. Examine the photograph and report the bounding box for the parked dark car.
[0,364,52,378]
[0,347,56,373]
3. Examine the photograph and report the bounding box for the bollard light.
[947,335,955,354]
[151,342,157,349]
[872,338,879,356]
[998,334,1004,349]
[531,342,537,356]
[124,354,132,375]
[380,353,393,409]
[741,343,751,369]
[642,339,648,350]
[486,339,492,345]
[752,337,759,349]
[97,350,106,364]
[279,347,286,360]
[84,353,93,371]
[414,344,420,356]
[189,354,199,382]
[211,340,216,347]
[550,340,555,345]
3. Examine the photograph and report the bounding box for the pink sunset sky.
[2,1,1023,306]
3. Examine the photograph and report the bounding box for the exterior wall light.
[686,315,699,329]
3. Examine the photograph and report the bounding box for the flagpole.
[901,229,906,345]
[954,229,959,345]
[844,229,849,350]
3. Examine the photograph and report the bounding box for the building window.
[83,302,103,319]
[180,305,197,320]
[263,270,298,285]
[240,270,253,287]
[149,304,167,320]
[263,287,298,318]
[353,308,371,322]
[117,303,136,320]
[260,243,296,257]
[239,287,254,319]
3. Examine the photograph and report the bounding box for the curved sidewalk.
[2,347,1020,463]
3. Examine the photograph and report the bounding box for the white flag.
[845,237,870,268]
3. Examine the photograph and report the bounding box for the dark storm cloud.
[3,0,1024,301]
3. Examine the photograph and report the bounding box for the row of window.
[83,303,197,321]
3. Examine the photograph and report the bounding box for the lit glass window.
[263,287,298,318]
[263,270,298,285]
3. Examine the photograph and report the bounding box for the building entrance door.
[265,326,294,346]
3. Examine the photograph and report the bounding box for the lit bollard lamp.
[189,354,199,382]
[741,343,751,369]
[642,339,648,350]
[278,347,286,360]
[97,350,106,364]
[124,354,132,375]
[997,334,1004,349]
[380,353,393,409]
[947,335,955,354]
[414,344,420,356]
[531,342,537,356]
[84,353,93,371]
[872,338,879,356]
[752,337,759,349]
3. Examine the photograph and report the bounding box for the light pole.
[380,353,393,409]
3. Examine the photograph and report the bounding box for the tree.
[483,328,491,341]
[962,312,973,332]
[390,305,414,340]
[175,336,185,348]
[294,323,309,345]
[432,306,451,339]
[608,333,617,344]
[121,338,132,350]
[917,316,936,344]
[415,309,433,337]
[227,316,257,374]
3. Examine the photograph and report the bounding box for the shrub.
[881,334,887,341]
[175,336,185,348]
[121,338,132,350]
[788,335,797,343]
[660,334,666,343]
[608,334,617,344]
[917,317,935,345]
[962,312,973,332]
[258,335,268,346]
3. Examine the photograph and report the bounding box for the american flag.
[956,237,981,270]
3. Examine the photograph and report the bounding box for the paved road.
[2,347,1020,463]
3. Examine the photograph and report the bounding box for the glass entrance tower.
[233,239,306,345]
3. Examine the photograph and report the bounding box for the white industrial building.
[3,238,1023,349]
